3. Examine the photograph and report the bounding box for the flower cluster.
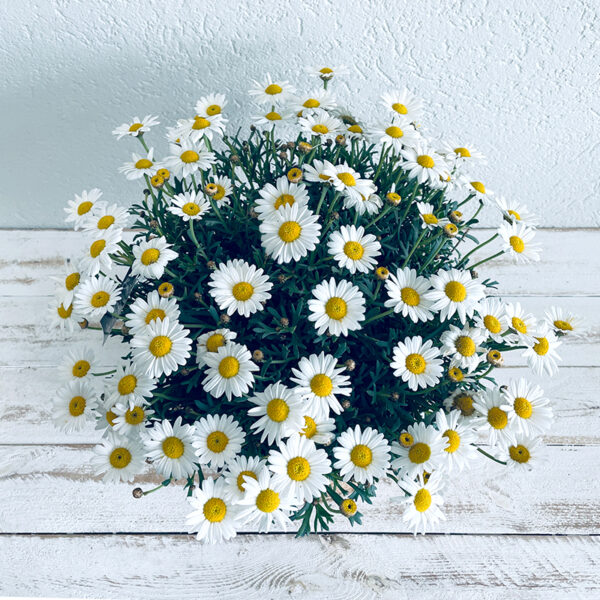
[49,65,578,543]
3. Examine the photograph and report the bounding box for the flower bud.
[150,174,164,188]
[344,359,356,371]
[375,266,390,280]
[204,183,218,197]
[280,317,289,327]
[386,192,401,206]
[335,134,346,146]
[78,318,89,330]
[298,141,313,154]
[220,313,231,324]
[487,349,504,367]
[158,282,174,298]
[157,168,170,181]
[132,487,143,498]
[444,223,459,238]
[340,498,357,517]
[287,167,303,183]
[449,210,463,224]
[252,349,264,362]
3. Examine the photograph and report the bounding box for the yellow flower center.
[509,444,531,464]
[65,272,80,291]
[453,394,474,416]
[218,356,240,378]
[90,291,110,308]
[340,499,357,516]
[455,335,476,357]
[487,406,508,430]
[443,429,460,453]
[392,102,408,115]
[158,282,173,297]
[303,98,320,108]
[118,374,137,395]
[145,308,166,324]
[554,319,573,331]
[470,181,486,194]
[399,432,414,447]
[337,172,356,186]
[109,448,132,469]
[454,146,471,157]
[533,337,549,355]
[192,116,211,130]
[206,333,225,353]
[236,470,257,492]
[301,415,317,438]
[57,303,73,319]
[448,367,464,382]
[417,155,435,168]
[135,158,153,169]
[72,360,90,378]
[141,248,160,265]
[512,317,527,334]
[509,236,525,253]
[77,201,93,215]
[405,353,426,374]
[266,398,289,423]
[232,281,254,302]
[265,84,283,95]
[278,221,302,243]
[350,444,373,468]
[69,395,86,416]
[203,497,227,522]
[90,239,106,258]
[274,193,295,209]
[483,315,502,334]
[312,124,329,135]
[319,67,333,74]
[256,488,280,513]
[310,374,333,397]
[125,406,145,425]
[325,296,348,320]
[385,126,404,138]
[348,124,363,134]
[180,150,199,163]
[206,431,229,453]
[413,488,432,512]
[514,396,533,419]
[182,202,200,216]
[129,122,144,132]
[106,409,117,427]
[422,213,438,224]
[343,241,364,260]
[508,209,521,220]
[97,215,115,229]
[401,287,420,306]
[287,456,311,481]
[408,442,431,464]
[213,185,226,200]
[149,335,172,357]
[162,436,184,459]
[265,111,282,121]
[445,281,467,302]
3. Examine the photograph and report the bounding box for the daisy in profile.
[91,431,146,483]
[495,196,537,227]
[342,190,382,216]
[522,324,562,377]
[505,302,537,345]
[95,398,119,436]
[543,306,581,336]
[303,159,335,184]
[501,433,543,470]
[299,411,336,445]
[380,89,423,123]
[384,267,434,323]
[130,317,192,378]
[112,401,154,437]
[53,379,97,433]
[131,236,178,280]
[259,203,321,264]
[290,352,351,416]
[222,455,268,501]
[474,298,509,341]
[268,434,332,502]
[59,346,98,382]
[425,268,485,323]
[81,203,131,235]
[249,74,294,104]
[112,115,160,139]
[105,361,156,407]
[298,108,344,141]
[248,382,305,445]
[196,328,237,367]
[164,140,216,178]
[194,414,245,469]
[308,278,366,337]
[208,259,273,317]
[252,108,294,130]
[399,472,445,535]
[65,189,105,229]
[439,325,486,372]
[73,275,121,321]
[391,422,445,478]
[195,93,227,117]
[79,228,122,276]
[333,425,391,484]
[401,144,449,187]
[293,89,337,114]
[305,65,350,81]
[501,378,553,435]
[391,336,443,391]
[167,191,211,221]
[327,225,381,274]
[439,140,486,165]
[434,409,477,472]
[143,416,197,479]
[467,180,493,202]
[172,113,226,144]
[186,477,240,544]
[119,147,159,180]
[255,177,309,220]
[323,162,375,203]
[499,222,541,264]
[201,342,259,400]
[472,388,514,446]
[236,469,297,533]
[52,261,84,305]
[125,290,180,336]
[47,297,81,332]
[371,118,419,152]
[416,202,449,230]
[205,175,234,206]
[444,389,479,417]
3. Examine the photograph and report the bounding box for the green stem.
[402,228,428,267]
[366,203,392,229]
[469,250,505,270]
[315,186,329,215]
[138,135,150,153]
[477,447,507,465]
[459,233,499,266]
[364,308,394,325]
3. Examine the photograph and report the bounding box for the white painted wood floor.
[1,229,599,599]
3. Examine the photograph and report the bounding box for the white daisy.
[125,290,180,336]
[119,147,159,180]
[399,472,445,535]
[59,346,98,382]
[323,162,375,203]
[47,296,82,332]
[222,455,268,501]
[255,176,309,221]
[522,324,562,377]
[201,342,259,400]
[439,325,486,373]
[259,203,321,264]
[95,398,119,436]
[543,305,582,336]
[249,75,294,104]
[167,191,211,221]
[303,159,336,184]
[208,259,273,317]
[472,388,515,446]
[299,108,344,141]
[130,317,192,378]
[53,379,97,433]
[505,301,538,345]
[498,222,541,264]
[195,328,237,367]
[443,389,479,417]
[401,144,449,187]
[308,277,366,337]
[416,202,449,230]
[293,89,337,114]
[371,118,420,152]
[467,180,494,202]
[194,414,245,469]
[112,115,160,139]
[384,267,434,323]
[186,477,240,544]
[327,225,381,274]
[252,108,294,130]
[342,189,382,216]
[333,425,391,484]
[105,361,156,407]
[112,401,154,437]
[474,298,509,341]
[131,236,178,280]
[91,431,146,483]
[391,422,445,478]
[290,352,351,417]
[172,113,226,144]
[81,203,131,235]
[434,409,477,473]
[500,433,543,470]
[495,196,537,226]
[205,175,234,206]
[79,228,122,276]
[73,275,121,321]
[305,65,350,81]
[164,140,216,178]
[195,94,227,117]
[391,336,443,391]
[425,268,485,323]
[51,261,84,305]
[380,89,423,123]
[64,189,105,229]
[501,378,553,436]
[248,382,305,445]
[345,121,367,138]
[299,411,336,445]
[439,140,486,165]
[268,434,332,502]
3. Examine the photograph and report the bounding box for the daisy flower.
[195,93,227,117]
[439,140,486,165]
[417,202,449,230]
[303,159,335,184]
[501,378,553,436]
[474,298,509,341]
[259,203,321,264]
[112,401,154,437]
[201,342,259,400]
[467,180,493,202]
[119,147,159,180]
[370,118,420,152]
[268,434,332,502]
[299,411,336,445]
[194,414,245,469]
[333,425,391,484]
[308,277,366,337]
[186,477,240,544]
[298,108,344,141]
[255,176,309,221]
[164,140,216,178]
[112,115,160,140]
[64,189,105,229]
[434,409,477,472]
[522,324,562,377]
[223,455,268,500]
[51,261,84,305]
[205,175,233,206]
[195,328,237,367]
[391,422,445,478]
[142,417,198,480]
[401,144,449,187]
[53,379,97,433]
[439,325,487,373]
[105,361,156,407]
[131,236,178,280]
[59,346,98,382]
[391,336,443,391]
[248,74,294,104]
[495,196,537,226]
[345,121,366,138]
[443,389,479,417]
[130,317,192,378]
[327,225,381,274]
[505,301,537,345]
[47,296,82,332]
[252,108,294,130]
[543,306,582,336]
[425,268,485,323]
[167,191,211,221]
[172,113,226,144]
[79,228,122,276]
[248,382,305,445]
[290,352,351,416]
[342,189,382,216]
[293,89,337,114]
[125,290,180,336]
[380,89,423,123]
[73,275,121,321]
[384,267,434,323]
[500,433,543,470]
[91,431,146,483]
[305,65,350,81]
[237,469,297,533]
[399,472,445,535]
[472,388,514,446]
[95,398,119,436]
[81,203,131,235]
[498,222,541,264]
[323,162,375,203]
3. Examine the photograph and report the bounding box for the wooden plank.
[1,229,599,297]
[1,445,599,535]
[1,534,598,599]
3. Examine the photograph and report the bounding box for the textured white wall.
[2,0,598,228]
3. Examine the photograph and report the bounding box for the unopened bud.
[220,313,231,324]
[487,349,504,367]
[252,349,264,362]
[280,317,289,327]
[132,487,143,498]
[344,359,356,371]
[78,318,89,330]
